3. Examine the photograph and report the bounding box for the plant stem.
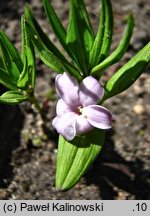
[29,94,46,121]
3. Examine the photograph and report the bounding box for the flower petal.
[83,105,112,129]
[55,72,79,106]
[52,112,77,141]
[79,76,104,106]
[76,115,93,134]
[56,99,75,116]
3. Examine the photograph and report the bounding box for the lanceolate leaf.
[25,4,64,73]
[89,0,105,68]
[0,37,20,82]
[96,0,113,64]
[0,90,28,105]
[0,37,12,72]
[0,68,18,90]
[91,14,134,76]
[18,15,35,89]
[0,30,23,72]
[42,0,74,60]
[25,5,81,79]
[24,4,66,61]
[25,20,64,73]
[17,52,29,89]
[0,56,5,70]
[24,46,35,89]
[43,0,66,43]
[103,42,150,100]
[66,0,94,74]
[56,129,105,191]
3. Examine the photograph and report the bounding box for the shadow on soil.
[0,0,30,17]
[0,100,24,189]
[85,130,150,199]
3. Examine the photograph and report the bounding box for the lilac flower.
[52,72,113,141]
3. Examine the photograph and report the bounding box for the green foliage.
[0,91,28,105]
[0,0,149,192]
[91,14,135,77]
[24,0,150,191]
[24,4,82,79]
[0,68,18,90]
[42,0,73,59]
[19,15,36,89]
[66,0,94,73]
[24,5,64,73]
[0,16,36,105]
[56,129,105,191]
[0,31,22,82]
[103,42,150,100]
[24,0,150,83]
[90,0,113,68]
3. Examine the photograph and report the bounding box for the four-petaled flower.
[52,72,113,141]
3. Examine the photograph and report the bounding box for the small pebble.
[133,104,145,115]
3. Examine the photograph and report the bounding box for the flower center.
[76,106,87,119]
[76,106,83,115]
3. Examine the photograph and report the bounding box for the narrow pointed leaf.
[56,129,105,191]
[21,14,30,53]
[0,56,5,70]
[18,15,35,89]
[0,30,23,72]
[0,38,20,82]
[24,4,65,60]
[97,0,113,64]
[66,0,94,73]
[91,14,134,76]
[0,90,28,105]
[103,42,150,100]
[10,62,21,81]
[89,0,105,67]
[25,5,81,78]
[0,38,12,72]
[0,68,18,90]
[42,0,74,60]
[43,0,66,43]
[25,46,35,89]
[25,21,64,73]
[24,5,64,73]
[17,52,29,88]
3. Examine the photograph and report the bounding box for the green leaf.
[0,37,12,72]
[0,30,23,73]
[103,42,150,100]
[93,0,113,65]
[25,46,35,89]
[0,68,18,90]
[43,0,66,43]
[66,0,94,73]
[25,21,64,73]
[24,5,82,79]
[56,129,105,191]
[24,4,63,60]
[89,0,105,67]
[18,15,36,89]
[42,0,74,60]
[0,90,28,105]
[25,4,64,73]
[21,15,30,52]
[0,38,20,82]
[17,51,29,88]
[91,14,134,77]
[0,56,5,70]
